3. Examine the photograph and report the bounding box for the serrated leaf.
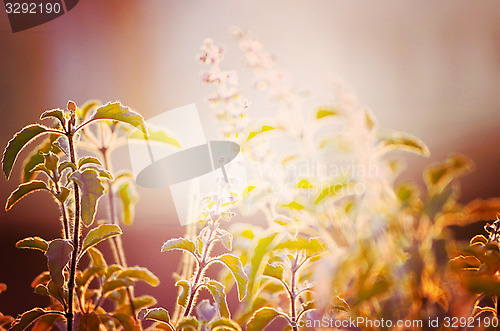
[78,156,102,169]
[128,129,180,148]
[74,312,102,331]
[21,135,61,183]
[247,125,274,141]
[218,254,248,301]
[40,109,65,127]
[282,201,304,210]
[470,235,488,247]
[205,280,230,318]
[263,263,284,281]
[175,280,190,307]
[16,237,48,252]
[316,108,338,119]
[242,186,256,198]
[6,180,48,210]
[80,224,122,259]
[208,318,241,331]
[2,124,55,179]
[113,313,141,331]
[379,133,430,156]
[176,317,199,331]
[69,169,105,226]
[117,181,138,225]
[9,308,54,331]
[102,279,133,296]
[117,266,159,286]
[246,307,280,331]
[88,102,148,135]
[45,239,73,287]
[161,237,196,255]
[297,179,313,189]
[138,307,170,324]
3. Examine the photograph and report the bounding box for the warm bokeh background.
[1,0,500,318]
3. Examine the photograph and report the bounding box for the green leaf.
[22,135,61,183]
[88,102,148,135]
[102,279,133,296]
[57,161,77,175]
[117,181,138,225]
[79,100,100,120]
[246,307,280,331]
[55,187,71,203]
[176,317,199,331]
[88,246,107,268]
[117,266,160,287]
[74,312,102,331]
[379,133,430,156]
[80,224,122,258]
[161,237,196,256]
[9,308,56,331]
[69,169,105,226]
[248,233,278,296]
[297,179,313,189]
[274,238,326,255]
[138,307,170,324]
[47,280,67,305]
[128,129,181,148]
[30,312,60,330]
[242,186,256,198]
[40,109,65,127]
[282,201,304,210]
[207,318,241,331]
[45,239,73,287]
[175,280,191,307]
[113,313,141,331]
[247,125,275,141]
[263,263,284,281]
[205,280,230,318]
[16,237,48,253]
[218,254,248,301]
[78,156,103,169]
[424,154,472,194]
[316,108,338,119]
[6,180,48,210]
[132,295,157,311]
[2,124,55,179]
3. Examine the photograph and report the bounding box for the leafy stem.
[66,132,80,331]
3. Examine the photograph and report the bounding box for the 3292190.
[5,2,62,14]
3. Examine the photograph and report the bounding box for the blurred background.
[1,0,500,318]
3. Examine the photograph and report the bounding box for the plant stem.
[101,145,137,320]
[290,256,299,331]
[66,133,80,331]
[183,227,214,317]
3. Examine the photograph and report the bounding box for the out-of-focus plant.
[0,284,14,331]
[2,101,159,330]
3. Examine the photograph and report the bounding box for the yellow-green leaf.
[69,169,105,226]
[242,186,256,198]
[138,307,170,324]
[78,156,102,169]
[40,109,65,127]
[128,129,180,148]
[102,279,133,296]
[9,308,56,331]
[218,254,248,301]
[161,237,196,256]
[274,238,325,254]
[80,224,122,258]
[6,180,48,210]
[208,318,241,331]
[176,317,199,331]
[315,183,348,204]
[205,280,230,318]
[118,181,138,225]
[424,154,472,194]
[175,280,191,307]
[117,267,159,287]
[113,313,141,331]
[246,307,280,331]
[45,239,73,287]
[22,135,61,183]
[2,124,56,179]
[88,102,148,135]
[297,179,313,189]
[16,237,48,253]
[263,263,284,281]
